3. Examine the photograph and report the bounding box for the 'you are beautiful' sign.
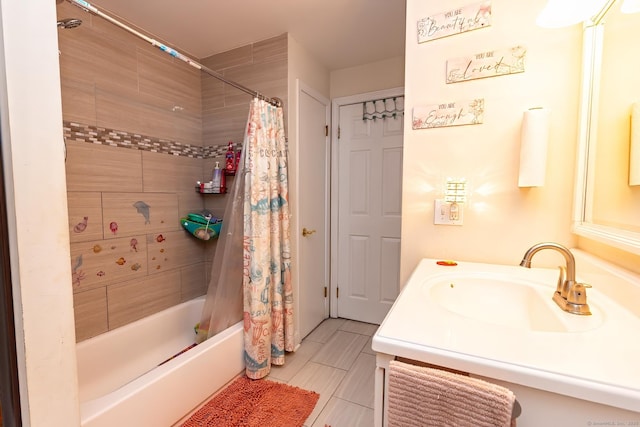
[446,46,527,83]
[412,99,485,130]
[417,1,492,43]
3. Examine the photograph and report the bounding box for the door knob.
[302,227,316,237]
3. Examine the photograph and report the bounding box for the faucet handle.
[565,283,592,315]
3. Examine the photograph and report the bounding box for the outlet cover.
[434,199,464,225]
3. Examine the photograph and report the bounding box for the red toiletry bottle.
[235,149,242,171]
[220,167,226,193]
[225,142,235,175]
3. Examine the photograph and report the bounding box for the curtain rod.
[67,0,283,108]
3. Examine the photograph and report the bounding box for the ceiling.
[80,0,407,71]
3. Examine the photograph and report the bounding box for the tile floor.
[267,317,380,427]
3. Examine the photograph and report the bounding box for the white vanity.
[372,250,640,426]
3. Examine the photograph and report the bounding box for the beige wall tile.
[67,192,103,243]
[253,34,288,63]
[65,141,143,192]
[101,192,180,238]
[180,263,207,301]
[201,75,225,111]
[72,3,148,54]
[179,192,207,224]
[60,80,96,125]
[94,86,145,136]
[59,13,289,340]
[171,111,203,146]
[138,49,202,115]
[58,15,138,95]
[201,45,252,72]
[107,270,181,329]
[223,59,288,107]
[58,2,203,146]
[73,287,108,342]
[70,235,148,292]
[147,230,205,274]
[203,104,251,147]
[142,151,204,193]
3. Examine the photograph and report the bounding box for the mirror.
[573,1,640,255]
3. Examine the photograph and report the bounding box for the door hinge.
[336,287,339,298]
[325,125,329,137]
[337,126,341,139]
[324,286,327,298]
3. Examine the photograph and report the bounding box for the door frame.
[329,87,404,319]
[294,80,331,342]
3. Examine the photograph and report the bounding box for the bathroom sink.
[424,272,603,333]
[373,256,640,416]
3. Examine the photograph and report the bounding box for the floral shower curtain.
[242,98,294,380]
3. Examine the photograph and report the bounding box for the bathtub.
[76,297,244,427]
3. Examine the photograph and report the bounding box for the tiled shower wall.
[58,1,287,341]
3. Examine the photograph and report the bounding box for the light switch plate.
[434,199,464,225]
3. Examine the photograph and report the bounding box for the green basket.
[180,216,222,241]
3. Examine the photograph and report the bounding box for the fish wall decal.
[73,216,88,233]
[133,201,151,224]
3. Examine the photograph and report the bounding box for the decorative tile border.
[63,121,234,159]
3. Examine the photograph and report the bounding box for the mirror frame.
[573,18,640,255]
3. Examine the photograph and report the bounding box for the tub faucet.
[519,242,591,315]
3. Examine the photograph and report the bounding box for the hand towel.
[387,360,516,427]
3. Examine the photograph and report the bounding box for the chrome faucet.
[520,242,591,315]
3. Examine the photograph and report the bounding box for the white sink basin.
[373,256,640,414]
[425,273,603,333]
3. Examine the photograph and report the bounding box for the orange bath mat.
[181,376,319,427]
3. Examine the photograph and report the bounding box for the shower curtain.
[242,98,294,379]
[197,98,293,380]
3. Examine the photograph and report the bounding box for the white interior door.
[336,101,403,324]
[298,83,330,339]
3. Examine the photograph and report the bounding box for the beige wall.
[1,0,80,424]
[57,2,202,147]
[59,0,289,341]
[59,0,208,342]
[400,0,582,283]
[201,34,288,148]
[330,56,405,99]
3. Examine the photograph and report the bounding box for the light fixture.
[536,0,609,27]
[621,0,640,13]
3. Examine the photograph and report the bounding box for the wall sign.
[446,46,527,83]
[417,1,492,43]
[412,99,485,129]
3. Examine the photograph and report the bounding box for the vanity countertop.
[372,251,640,413]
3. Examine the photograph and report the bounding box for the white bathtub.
[76,297,244,427]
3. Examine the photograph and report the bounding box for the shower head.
[57,18,82,29]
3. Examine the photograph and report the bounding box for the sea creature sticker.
[71,255,85,287]
[73,216,88,233]
[109,221,118,235]
[92,244,102,254]
[130,238,138,252]
[156,234,165,243]
[115,257,126,266]
[133,201,151,224]
[130,263,141,271]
